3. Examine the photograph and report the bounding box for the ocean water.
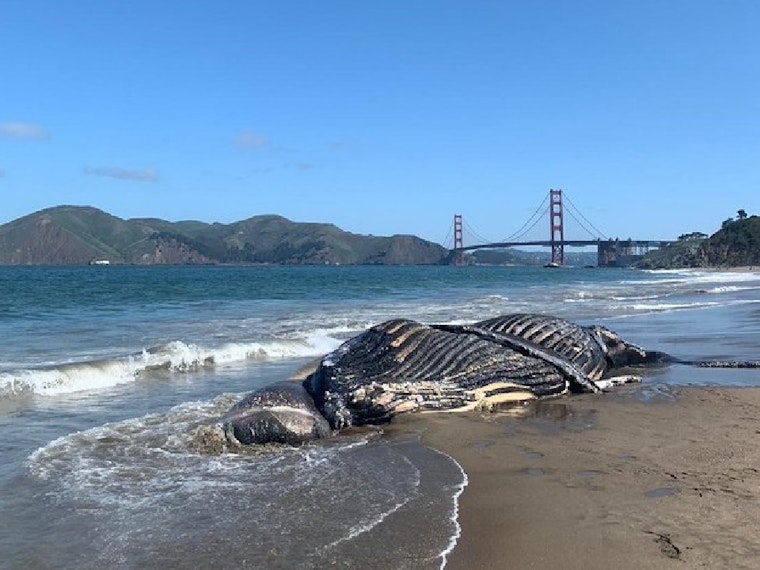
[2,265,760,569]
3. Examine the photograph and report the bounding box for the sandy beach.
[389,385,760,569]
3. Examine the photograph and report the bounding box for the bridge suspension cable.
[563,193,609,240]
[440,223,453,249]
[462,218,493,245]
[500,192,550,242]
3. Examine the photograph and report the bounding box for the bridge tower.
[549,189,565,265]
[453,214,464,266]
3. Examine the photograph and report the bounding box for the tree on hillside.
[737,209,748,220]
[678,232,707,241]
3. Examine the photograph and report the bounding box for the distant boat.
[89,259,111,266]
[544,262,561,268]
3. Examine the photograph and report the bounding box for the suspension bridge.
[447,189,677,267]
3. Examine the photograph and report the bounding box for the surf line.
[429,447,469,570]
[318,497,413,553]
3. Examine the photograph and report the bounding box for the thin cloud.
[292,162,314,173]
[84,166,159,182]
[327,140,355,151]
[0,122,50,140]
[235,130,271,149]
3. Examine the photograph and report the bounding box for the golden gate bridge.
[446,189,677,267]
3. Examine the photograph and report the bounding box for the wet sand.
[701,265,759,273]
[389,385,760,569]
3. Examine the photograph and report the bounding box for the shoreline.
[389,385,760,569]
[697,265,759,273]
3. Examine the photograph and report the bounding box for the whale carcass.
[219,313,667,445]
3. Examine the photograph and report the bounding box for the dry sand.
[389,385,760,569]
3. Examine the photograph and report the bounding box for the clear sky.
[2,1,759,245]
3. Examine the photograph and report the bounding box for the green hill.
[636,214,760,269]
[0,206,448,266]
[702,215,760,266]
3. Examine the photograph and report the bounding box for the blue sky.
[1,1,758,245]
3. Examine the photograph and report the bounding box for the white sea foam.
[320,497,413,552]
[435,448,469,570]
[619,297,760,314]
[642,269,760,284]
[473,294,510,304]
[626,301,720,312]
[704,285,760,294]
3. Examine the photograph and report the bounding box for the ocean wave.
[0,334,342,398]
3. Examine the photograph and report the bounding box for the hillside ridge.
[0,206,448,266]
[636,214,760,269]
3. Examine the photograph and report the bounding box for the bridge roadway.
[454,239,679,266]
[458,239,677,251]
